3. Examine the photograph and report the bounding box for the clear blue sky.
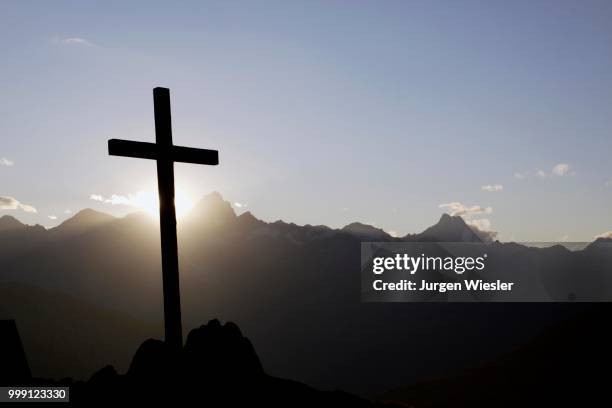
[1,0,611,241]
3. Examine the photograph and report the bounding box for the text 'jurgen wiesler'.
[371,253,515,292]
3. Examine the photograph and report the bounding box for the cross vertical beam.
[108,87,218,351]
[153,87,182,349]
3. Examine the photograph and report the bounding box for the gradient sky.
[1,0,611,241]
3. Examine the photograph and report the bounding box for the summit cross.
[108,87,219,349]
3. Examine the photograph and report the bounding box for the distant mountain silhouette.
[586,236,612,251]
[0,215,25,231]
[182,191,237,228]
[417,213,482,242]
[0,192,594,394]
[52,208,115,235]
[342,222,391,240]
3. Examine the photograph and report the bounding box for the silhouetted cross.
[108,87,219,350]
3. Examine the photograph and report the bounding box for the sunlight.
[131,189,196,219]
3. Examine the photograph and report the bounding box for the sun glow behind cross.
[99,187,196,219]
[132,189,196,219]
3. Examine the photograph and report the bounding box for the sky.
[0,0,611,241]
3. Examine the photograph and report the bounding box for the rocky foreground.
[28,320,393,406]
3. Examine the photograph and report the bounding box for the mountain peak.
[184,192,237,227]
[341,222,390,239]
[586,237,612,251]
[52,209,115,233]
[438,212,464,225]
[0,215,25,231]
[236,211,265,229]
[418,213,481,242]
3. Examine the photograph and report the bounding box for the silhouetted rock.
[183,319,263,379]
[88,364,118,388]
[127,339,178,383]
[61,319,390,406]
[0,320,30,385]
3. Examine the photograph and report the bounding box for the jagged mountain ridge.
[0,193,586,395]
[1,191,486,243]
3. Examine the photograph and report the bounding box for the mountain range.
[0,192,597,395]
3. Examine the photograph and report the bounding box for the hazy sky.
[1,0,611,241]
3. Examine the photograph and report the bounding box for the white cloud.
[0,196,37,213]
[552,163,570,176]
[514,172,527,180]
[466,218,498,243]
[90,191,194,217]
[64,209,72,214]
[233,202,248,208]
[0,158,14,166]
[595,231,612,240]
[90,193,148,207]
[103,194,135,206]
[48,215,57,220]
[467,218,492,231]
[52,36,96,47]
[481,184,503,192]
[515,164,573,179]
[439,202,492,217]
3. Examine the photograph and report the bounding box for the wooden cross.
[108,87,219,349]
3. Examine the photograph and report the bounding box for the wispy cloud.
[90,193,147,207]
[515,163,574,179]
[233,202,248,209]
[466,218,498,243]
[481,184,503,192]
[552,163,570,176]
[467,218,492,230]
[48,215,57,220]
[514,172,528,180]
[51,36,96,48]
[0,196,37,213]
[439,202,492,217]
[64,209,72,214]
[0,158,14,167]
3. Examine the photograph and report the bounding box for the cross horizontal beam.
[108,139,219,165]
